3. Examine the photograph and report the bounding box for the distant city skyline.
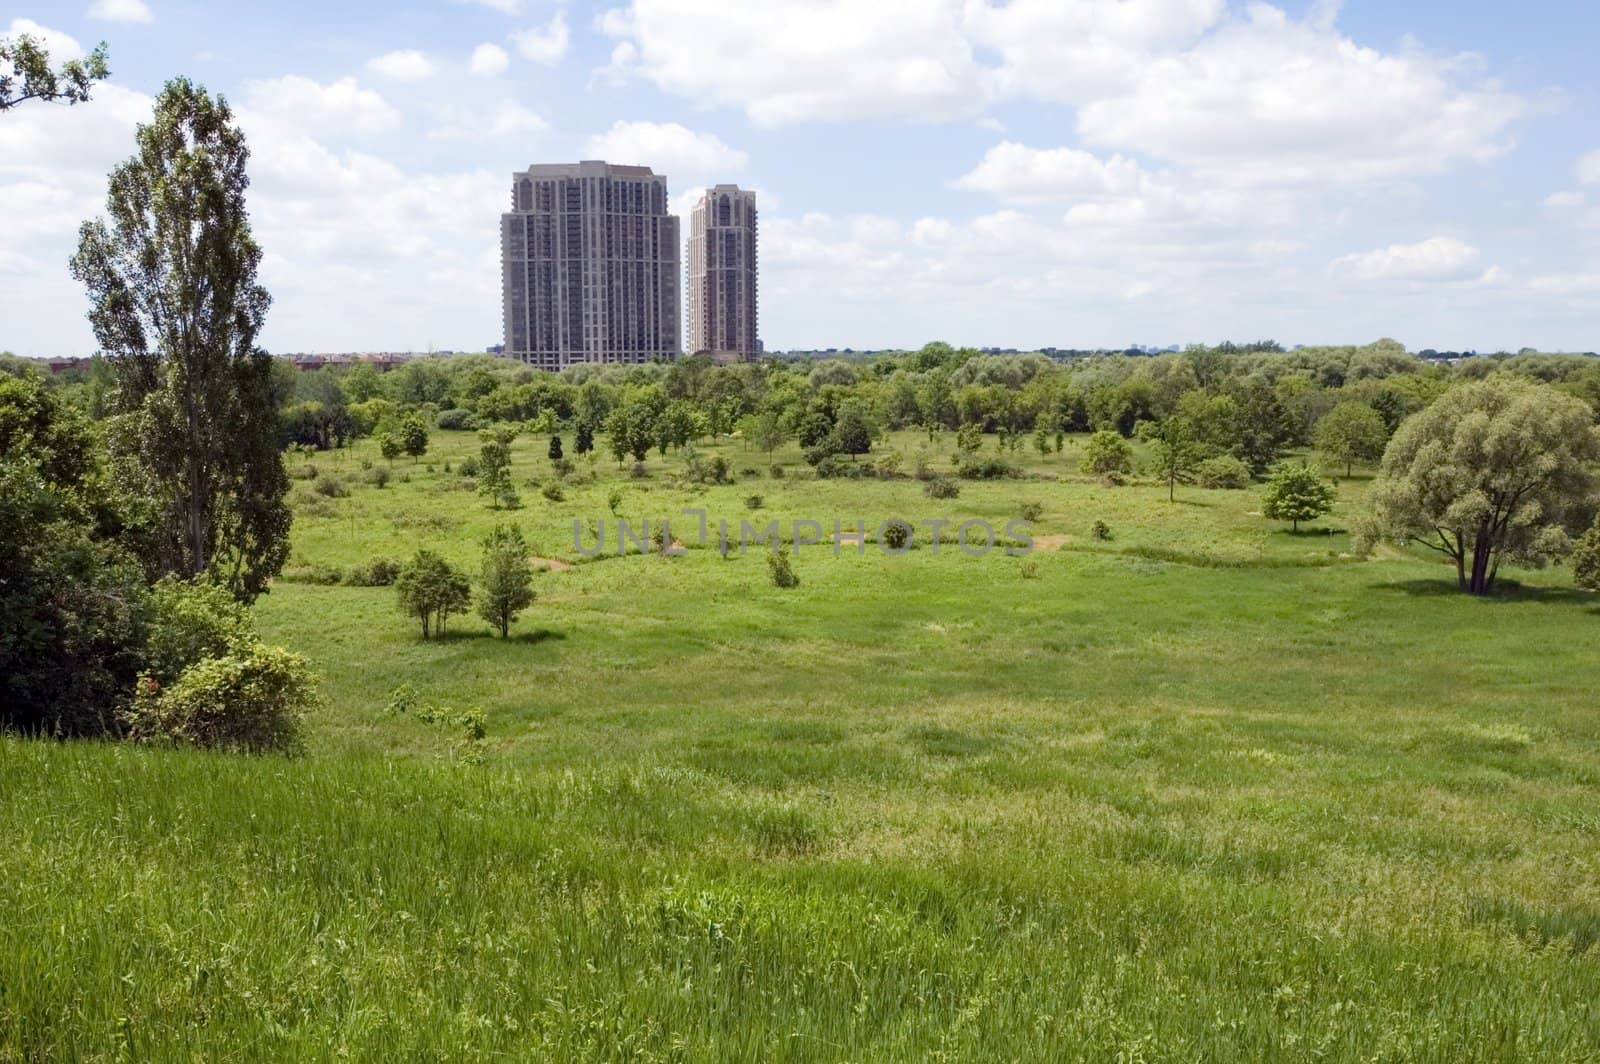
[3,2,1600,358]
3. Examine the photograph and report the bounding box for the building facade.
[686,185,759,362]
[501,161,681,370]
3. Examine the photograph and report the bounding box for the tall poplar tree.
[71,78,288,602]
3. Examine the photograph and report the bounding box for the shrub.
[1081,431,1133,478]
[1195,455,1252,489]
[541,482,565,503]
[365,465,391,489]
[607,488,624,515]
[436,408,479,432]
[458,455,480,478]
[1575,517,1600,591]
[1091,519,1112,541]
[956,455,1019,480]
[630,462,650,479]
[141,577,252,686]
[124,643,316,754]
[770,464,785,479]
[313,475,347,498]
[1018,501,1044,522]
[924,475,961,500]
[1019,558,1040,579]
[767,548,800,588]
[745,494,764,510]
[875,451,904,478]
[346,557,402,587]
[293,463,319,481]
[880,521,911,550]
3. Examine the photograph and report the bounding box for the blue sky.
[3,0,1599,356]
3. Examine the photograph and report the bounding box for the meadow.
[5,428,1600,1060]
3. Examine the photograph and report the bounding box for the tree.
[395,550,471,639]
[1081,430,1133,478]
[477,425,520,510]
[1315,400,1388,478]
[574,421,594,456]
[1358,376,1600,594]
[397,413,429,461]
[0,373,146,736]
[0,33,109,110]
[548,434,563,462]
[749,410,787,460]
[1234,380,1291,475]
[1146,418,1202,502]
[1262,462,1335,532]
[833,401,874,459]
[606,398,658,463]
[70,78,288,603]
[476,525,535,638]
[378,432,402,464]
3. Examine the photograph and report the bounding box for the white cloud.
[428,100,547,141]
[954,141,1150,203]
[1330,237,1483,282]
[1528,273,1600,297]
[965,0,1223,103]
[598,0,986,126]
[4,19,85,60]
[241,76,400,135]
[1075,5,1521,186]
[456,0,520,12]
[583,120,747,189]
[87,0,153,23]
[366,49,436,81]
[1578,150,1600,186]
[469,43,510,76]
[511,12,569,65]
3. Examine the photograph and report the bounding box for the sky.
[2,0,1599,357]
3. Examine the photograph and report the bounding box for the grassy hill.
[4,429,1599,1060]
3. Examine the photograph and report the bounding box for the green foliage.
[124,642,315,754]
[0,32,109,109]
[880,521,911,550]
[1145,417,1202,501]
[767,548,800,588]
[1262,462,1335,531]
[1573,517,1600,592]
[831,401,874,458]
[924,474,961,500]
[345,556,402,587]
[1081,430,1133,478]
[140,577,252,687]
[548,434,564,461]
[395,550,472,639]
[71,78,288,603]
[397,414,429,461]
[1359,376,1600,593]
[1090,519,1112,541]
[955,454,1019,480]
[436,408,478,432]
[477,425,521,510]
[1018,501,1044,522]
[954,422,983,454]
[1315,400,1389,477]
[1195,455,1253,490]
[476,525,535,638]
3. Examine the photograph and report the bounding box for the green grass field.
[5,430,1600,1060]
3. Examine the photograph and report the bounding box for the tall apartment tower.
[501,161,681,370]
[687,185,759,361]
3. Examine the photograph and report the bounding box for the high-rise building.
[686,185,759,362]
[501,161,680,370]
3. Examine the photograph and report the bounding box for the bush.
[458,455,480,478]
[956,455,1019,480]
[924,475,961,500]
[880,521,911,550]
[313,475,347,498]
[745,494,764,510]
[1018,501,1044,522]
[436,408,480,432]
[293,463,319,481]
[767,548,800,588]
[1081,430,1133,478]
[141,577,252,686]
[770,464,785,479]
[1195,455,1252,489]
[124,643,316,754]
[365,465,391,489]
[1575,517,1600,591]
[630,462,650,479]
[346,556,402,587]
[1091,519,1112,541]
[541,482,565,502]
